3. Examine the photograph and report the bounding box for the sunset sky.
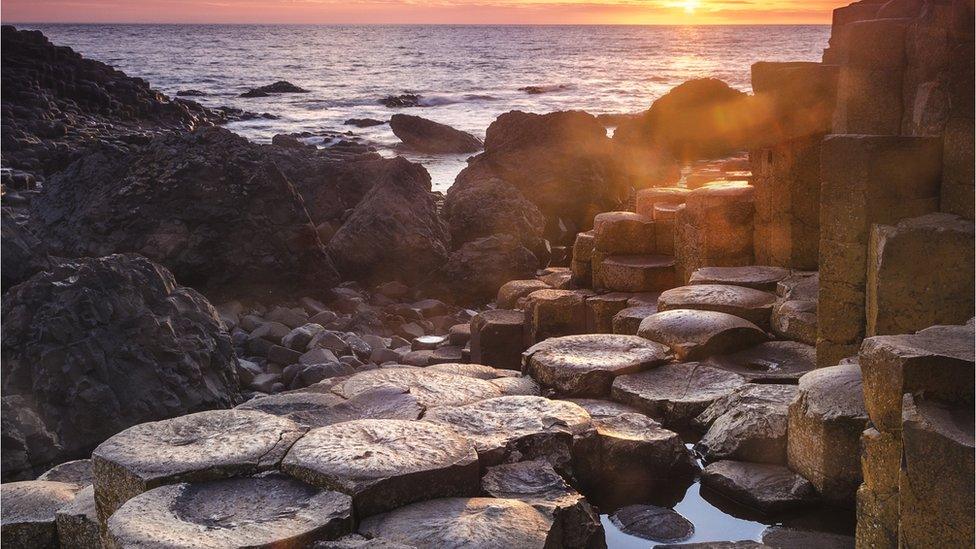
[3,0,848,25]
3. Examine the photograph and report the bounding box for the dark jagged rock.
[443,176,547,252]
[1,209,52,292]
[344,118,386,128]
[176,89,208,97]
[428,234,540,306]
[240,80,310,97]
[615,78,756,161]
[379,94,421,108]
[453,110,626,237]
[0,26,224,177]
[390,114,483,153]
[328,157,449,285]
[1,254,238,481]
[30,127,340,298]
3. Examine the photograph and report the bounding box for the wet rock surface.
[609,504,695,543]
[701,461,818,513]
[107,474,352,548]
[695,384,797,464]
[91,409,306,521]
[282,419,479,517]
[1,254,238,481]
[524,334,671,397]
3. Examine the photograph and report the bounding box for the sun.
[681,0,700,14]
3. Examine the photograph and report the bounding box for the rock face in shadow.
[1,209,52,292]
[390,114,483,153]
[1,254,239,481]
[452,110,626,237]
[328,156,450,285]
[429,234,540,306]
[30,127,340,299]
[0,25,224,177]
[442,176,546,253]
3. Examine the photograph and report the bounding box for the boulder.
[858,324,974,432]
[424,396,593,469]
[899,396,975,549]
[329,156,449,285]
[787,364,868,505]
[330,368,501,408]
[688,266,789,292]
[282,419,480,517]
[704,341,817,384]
[608,505,694,544]
[106,474,352,548]
[482,460,604,548]
[1,255,238,481]
[390,114,482,153]
[695,384,798,464]
[761,526,854,549]
[31,128,340,297]
[637,309,768,361]
[91,409,306,521]
[54,485,99,549]
[701,461,818,513]
[574,412,694,500]
[432,234,539,306]
[443,176,546,252]
[523,334,671,397]
[658,284,777,330]
[614,78,756,161]
[611,363,746,428]
[0,480,80,548]
[359,497,554,548]
[496,279,551,310]
[454,110,625,234]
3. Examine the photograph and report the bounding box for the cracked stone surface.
[106,473,353,548]
[281,419,479,517]
[695,384,798,465]
[238,388,423,427]
[330,368,501,408]
[92,409,306,523]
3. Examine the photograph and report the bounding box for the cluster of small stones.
[218,282,480,396]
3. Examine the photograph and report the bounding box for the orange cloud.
[3,0,848,24]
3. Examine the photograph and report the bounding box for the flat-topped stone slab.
[489,376,542,396]
[787,364,868,505]
[593,254,677,293]
[658,284,777,330]
[564,398,643,419]
[523,334,671,397]
[55,485,99,549]
[106,474,353,548]
[1,480,80,549]
[689,266,790,292]
[238,388,424,427]
[609,504,694,543]
[593,211,657,255]
[859,324,975,432]
[524,289,591,343]
[575,412,694,497]
[612,363,746,428]
[482,460,604,548]
[586,292,654,333]
[638,309,768,361]
[704,341,816,383]
[92,409,307,522]
[695,384,798,465]
[636,187,692,219]
[424,396,593,468]
[359,497,553,549]
[38,459,93,487]
[470,309,527,370]
[330,368,501,408]
[701,461,818,514]
[613,305,659,335]
[428,363,520,380]
[282,419,479,517]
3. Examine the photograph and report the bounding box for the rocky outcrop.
[1,254,239,481]
[240,80,309,97]
[429,235,539,305]
[328,156,449,285]
[0,26,224,177]
[30,127,340,299]
[1,209,52,292]
[442,176,546,252]
[390,114,483,153]
[614,78,756,162]
[452,110,625,238]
